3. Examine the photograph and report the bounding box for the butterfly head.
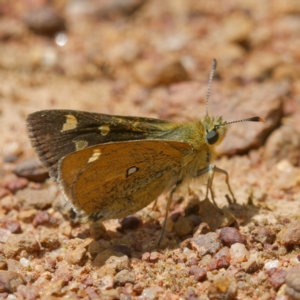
[203,115,227,146]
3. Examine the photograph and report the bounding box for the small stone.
[0,187,9,199]
[208,247,231,271]
[0,270,24,292]
[141,286,163,299]
[39,228,60,249]
[13,158,49,182]
[113,244,132,257]
[174,216,195,237]
[242,259,263,274]
[133,282,144,295]
[265,259,279,270]
[3,220,21,233]
[149,252,160,263]
[17,187,57,210]
[134,58,189,87]
[285,265,300,300]
[32,211,52,227]
[0,228,11,243]
[4,233,39,257]
[193,222,210,236]
[4,178,28,194]
[184,198,200,215]
[264,126,300,167]
[17,285,39,300]
[98,289,120,300]
[114,270,136,286]
[18,209,38,223]
[67,246,87,266]
[105,255,130,272]
[190,232,221,256]
[0,254,7,270]
[88,240,110,258]
[120,215,141,230]
[266,268,286,290]
[278,221,300,246]
[141,252,150,262]
[95,275,114,290]
[189,266,207,282]
[251,226,276,244]
[219,227,246,246]
[23,6,66,37]
[229,243,249,263]
[208,274,237,300]
[89,222,107,240]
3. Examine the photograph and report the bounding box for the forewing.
[26,110,174,179]
[58,140,192,222]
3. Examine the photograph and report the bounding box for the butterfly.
[26,59,264,243]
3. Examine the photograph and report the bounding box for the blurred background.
[0,0,299,165]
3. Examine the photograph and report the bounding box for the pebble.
[0,270,24,292]
[266,268,286,290]
[4,233,39,257]
[105,255,130,272]
[265,259,279,270]
[67,246,87,266]
[264,126,300,167]
[3,220,22,233]
[114,244,132,258]
[17,187,57,210]
[38,228,60,249]
[32,211,52,227]
[114,270,136,286]
[285,265,300,300]
[120,215,141,230]
[251,226,276,244]
[0,187,9,199]
[193,222,210,237]
[208,274,237,300]
[23,6,66,36]
[0,228,10,243]
[219,227,246,246]
[174,216,195,237]
[190,232,221,256]
[95,275,114,290]
[0,254,7,270]
[229,243,250,263]
[134,58,189,87]
[208,247,231,271]
[189,266,207,282]
[18,209,38,223]
[89,222,107,240]
[4,178,29,194]
[17,284,39,300]
[278,221,300,246]
[142,286,163,300]
[13,158,49,182]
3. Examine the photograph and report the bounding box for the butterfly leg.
[197,164,236,208]
[157,180,182,245]
[152,198,158,211]
[214,165,236,203]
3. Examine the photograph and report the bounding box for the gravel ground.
[0,1,300,299]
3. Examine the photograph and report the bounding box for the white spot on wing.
[127,166,139,177]
[61,114,78,132]
[88,149,102,163]
[75,140,88,151]
[99,125,110,136]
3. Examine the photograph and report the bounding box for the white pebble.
[19,257,30,267]
[264,259,279,270]
[230,243,250,263]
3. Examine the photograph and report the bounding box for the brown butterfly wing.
[58,140,192,222]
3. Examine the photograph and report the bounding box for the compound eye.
[206,130,219,144]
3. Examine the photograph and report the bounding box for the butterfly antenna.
[225,116,265,125]
[206,59,217,117]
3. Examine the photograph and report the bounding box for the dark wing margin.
[26,109,173,180]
